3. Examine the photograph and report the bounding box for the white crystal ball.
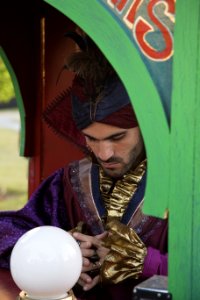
[10,226,82,299]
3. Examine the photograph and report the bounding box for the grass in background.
[0,121,28,211]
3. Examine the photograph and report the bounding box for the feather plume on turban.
[43,31,138,152]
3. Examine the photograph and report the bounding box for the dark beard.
[88,143,146,178]
[100,147,146,179]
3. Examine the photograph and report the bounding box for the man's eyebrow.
[83,131,126,141]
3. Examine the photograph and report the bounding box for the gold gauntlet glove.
[100,219,147,284]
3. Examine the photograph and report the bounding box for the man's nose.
[96,141,114,161]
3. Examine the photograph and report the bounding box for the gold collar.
[99,159,146,221]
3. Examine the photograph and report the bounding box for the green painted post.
[169,1,200,299]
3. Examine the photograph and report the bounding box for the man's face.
[82,122,145,178]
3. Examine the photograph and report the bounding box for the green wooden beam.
[169,1,200,298]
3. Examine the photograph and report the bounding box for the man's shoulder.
[64,157,94,181]
[68,157,92,169]
[62,157,94,175]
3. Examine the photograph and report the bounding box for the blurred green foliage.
[0,56,15,103]
[0,110,28,210]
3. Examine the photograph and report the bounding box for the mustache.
[97,157,123,164]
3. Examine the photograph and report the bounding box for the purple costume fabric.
[0,158,168,300]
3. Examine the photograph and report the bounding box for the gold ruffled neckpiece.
[99,159,147,221]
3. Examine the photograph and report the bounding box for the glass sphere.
[10,226,82,299]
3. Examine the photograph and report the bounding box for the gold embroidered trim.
[99,159,147,220]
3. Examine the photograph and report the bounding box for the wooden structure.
[0,0,83,195]
[1,0,200,299]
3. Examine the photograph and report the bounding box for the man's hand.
[72,231,109,291]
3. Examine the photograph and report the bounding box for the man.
[0,34,168,300]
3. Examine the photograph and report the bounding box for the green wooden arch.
[0,47,26,156]
[44,0,170,218]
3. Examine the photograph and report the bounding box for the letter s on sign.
[132,0,175,61]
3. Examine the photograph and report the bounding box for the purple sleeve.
[142,246,168,277]
[0,168,69,269]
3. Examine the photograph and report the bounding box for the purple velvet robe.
[0,158,168,300]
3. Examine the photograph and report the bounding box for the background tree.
[0,57,14,103]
